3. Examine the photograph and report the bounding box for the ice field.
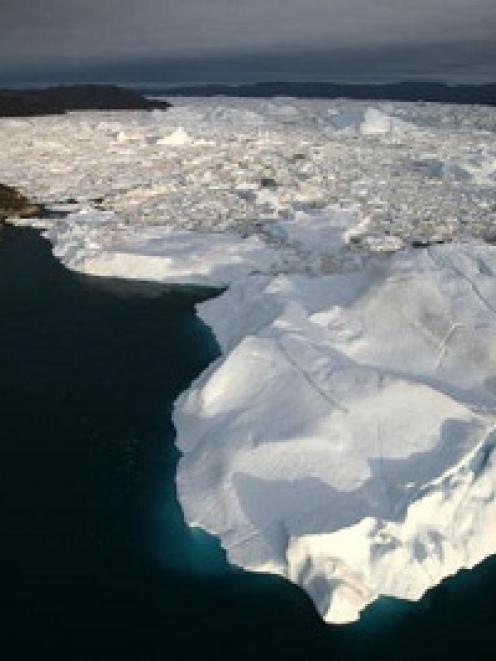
[2,97,496,622]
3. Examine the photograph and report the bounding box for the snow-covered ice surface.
[2,98,496,623]
[177,245,496,623]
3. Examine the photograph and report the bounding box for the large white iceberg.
[174,243,496,623]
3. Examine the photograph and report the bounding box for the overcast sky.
[1,0,495,85]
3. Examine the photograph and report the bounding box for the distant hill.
[0,85,171,117]
[144,81,496,106]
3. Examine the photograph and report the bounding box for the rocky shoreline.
[0,183,41,225]
[0,84,171,117]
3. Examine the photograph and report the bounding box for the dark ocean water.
[1,226,495,661]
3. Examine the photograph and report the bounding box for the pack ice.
[2,98,496,623]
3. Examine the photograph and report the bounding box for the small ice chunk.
[158,127,194,146]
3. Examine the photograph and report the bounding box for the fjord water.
[1,226,495,661]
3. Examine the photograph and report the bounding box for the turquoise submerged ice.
[2,97,496,623]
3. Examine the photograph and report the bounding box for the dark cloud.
[1,0,495,84]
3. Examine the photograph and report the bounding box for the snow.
[175,243,496,622]
[2,97,496,624]
[42,209,284,287]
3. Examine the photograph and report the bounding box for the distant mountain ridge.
[0,85,171,117]
[143,81,496,106]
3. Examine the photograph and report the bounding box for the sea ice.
[42,209,284,286]
[2,97,496,623]
[1,97,495,246]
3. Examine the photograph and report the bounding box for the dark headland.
[148,80,496,106]
[0,184,41,224]
[0,84,171,117]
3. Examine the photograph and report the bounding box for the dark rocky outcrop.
[0,184,41,223]
[0,85,171,117]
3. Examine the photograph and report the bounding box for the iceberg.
[174,243,496,623]
[359,107,416,135]
[157,127,194,146]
